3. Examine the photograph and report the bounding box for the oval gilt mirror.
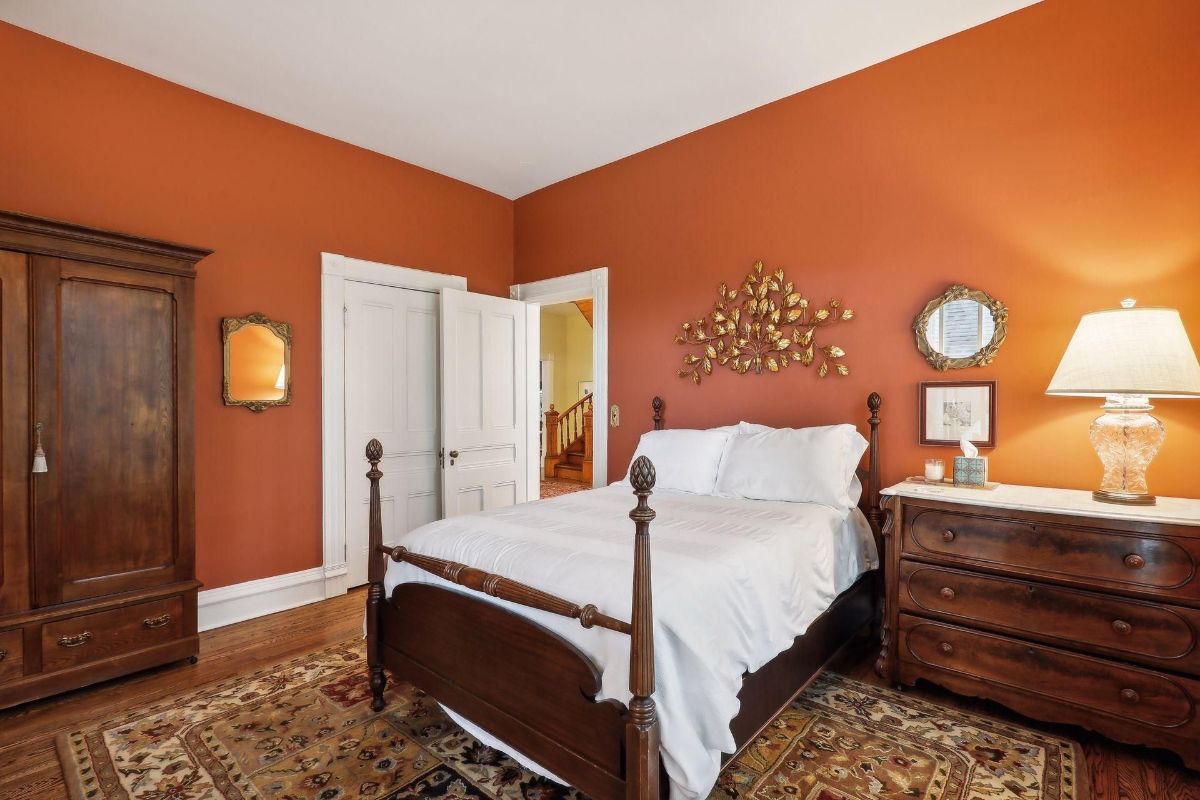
[914,285,1007,370]
[222,313,292,411]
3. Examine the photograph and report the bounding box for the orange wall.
[515,0,1200,499]
[0,22,514,589]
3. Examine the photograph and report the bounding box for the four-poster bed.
[364,392,883,800]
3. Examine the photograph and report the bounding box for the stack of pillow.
[619,421,868,512]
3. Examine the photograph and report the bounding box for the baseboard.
[198,567,337,632]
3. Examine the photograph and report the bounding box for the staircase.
[544,392,593,484]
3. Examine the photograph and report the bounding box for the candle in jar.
[924,459,945,482]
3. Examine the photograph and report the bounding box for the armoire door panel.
[32,257,186,605]
[0,250,31,615]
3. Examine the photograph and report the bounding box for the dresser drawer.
[905,506,1198,597]
[41,596,183,672]
[899,560,1200,674]
[0,629,23,683]
[899,614,1198,729]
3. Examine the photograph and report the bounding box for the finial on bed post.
[365,438,388,711]
[626,456,660,800]
[865,393,883,535]
[651,396,664,431]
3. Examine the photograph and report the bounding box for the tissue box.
[953,456,988,487]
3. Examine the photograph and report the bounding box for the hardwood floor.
[0,588,1195,799]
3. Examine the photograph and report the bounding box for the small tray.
[905,476,1001,491]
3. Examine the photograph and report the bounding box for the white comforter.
[383,485,877,800]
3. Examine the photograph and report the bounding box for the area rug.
[539,477,590,499]
[58,640,1086,800]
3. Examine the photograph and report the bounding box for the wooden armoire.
[0,210,208,708]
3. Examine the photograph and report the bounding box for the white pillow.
[619,429,731,495]
[714,424,869,509]
[710,421,773,435]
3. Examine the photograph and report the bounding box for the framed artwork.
[919,380,996,447]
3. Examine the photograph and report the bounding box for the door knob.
[448,449,460,465]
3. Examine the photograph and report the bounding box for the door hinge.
[438,448,445,469]
[343,304,349,326]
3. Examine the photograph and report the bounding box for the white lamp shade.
[1047,306,1200,398]
[274,364,286,390]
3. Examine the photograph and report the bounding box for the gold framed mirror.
[914,285,1008,371]
[222,313,292,411]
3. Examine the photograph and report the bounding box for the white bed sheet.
[382,484,878,800]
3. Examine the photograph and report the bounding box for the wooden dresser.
[0,211,208,708]
[876,482,1200,770]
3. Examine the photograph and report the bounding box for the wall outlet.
[609,404,620,427]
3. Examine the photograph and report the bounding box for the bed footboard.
[364,441,662,800]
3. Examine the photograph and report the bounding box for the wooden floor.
[1,588,1195,799]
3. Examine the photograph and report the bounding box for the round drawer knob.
[939,587,956,601]
[1124,553,1146,569]
[1111,619,1133,636]
[942,530,956,543]
[939,642,954,655]
[1120,688,1140,704]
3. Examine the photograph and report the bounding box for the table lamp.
[1047,299,1200,505]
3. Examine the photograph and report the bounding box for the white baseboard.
[198,567,346,632]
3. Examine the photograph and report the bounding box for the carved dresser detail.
[877,482,1200,770]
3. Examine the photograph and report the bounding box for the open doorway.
[511,268,609,500]
[539,301,594,498]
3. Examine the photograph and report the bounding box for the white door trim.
[510,268,609,494]
[321,252,466,598]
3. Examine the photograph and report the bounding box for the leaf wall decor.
[674,260,855,384]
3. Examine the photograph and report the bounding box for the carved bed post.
[625,456,660,800]
[864,392,882,535]
[651,396,664,431]
[365,438,388,712]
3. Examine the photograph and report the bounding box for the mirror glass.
[222,314,292,411]
[914,286,1007,370]
[923,298,997,359]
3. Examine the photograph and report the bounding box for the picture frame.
[919,380,995,447]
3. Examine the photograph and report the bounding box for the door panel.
[32,257,188,605]
[0,250,30,614]
[440,289,527,517]
[344,281,440,587]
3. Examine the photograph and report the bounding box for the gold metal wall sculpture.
[675,260,854,384]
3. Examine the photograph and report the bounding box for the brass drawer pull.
[939,641,954,655]
[1124,553,1146,569]
[942,530,955,543]
[143,614,172,629]
[1120,688,1140,704]
[1111,619,1133,636]
[58,632,92,648]
[939,587,956,601]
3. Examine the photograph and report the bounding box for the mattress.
[382,484,878,800]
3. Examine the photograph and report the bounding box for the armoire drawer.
[0,629,23,683]
[905,506,1197,596]
[898,560,1200,674]
[41,596,183,672]
[899,614,1198,730]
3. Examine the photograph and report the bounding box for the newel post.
[582,404,595,484]
[365,438,388,712]
[625,456,660,800]
[544,405,561,478]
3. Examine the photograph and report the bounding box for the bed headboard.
[647,392,884,539]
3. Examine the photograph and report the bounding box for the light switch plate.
[610,404,620,427]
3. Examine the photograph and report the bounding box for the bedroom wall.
[0,22,514,590]
[514,0,1200,498]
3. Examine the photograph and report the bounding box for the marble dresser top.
[881,481,1200,527]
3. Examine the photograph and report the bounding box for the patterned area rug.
[58,640,1086,800]
[539,477,590,499]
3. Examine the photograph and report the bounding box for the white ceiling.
[0,1,1038,199]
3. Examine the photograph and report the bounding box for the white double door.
[344,282,527,587]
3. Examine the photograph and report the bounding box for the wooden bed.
[364,392,883,800]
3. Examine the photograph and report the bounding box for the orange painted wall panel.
[0,22,514,589]
[514,0,1200,498]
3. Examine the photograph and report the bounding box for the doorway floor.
[539,476,590,499]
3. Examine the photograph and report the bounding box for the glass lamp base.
[1088,396,1164,506]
